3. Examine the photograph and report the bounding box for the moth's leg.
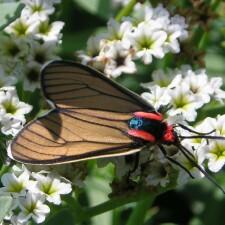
[158,144,194,179]
[125,152,140,179]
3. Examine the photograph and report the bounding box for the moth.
[7,60,225,192]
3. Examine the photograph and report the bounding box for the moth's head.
[161,123,177,144]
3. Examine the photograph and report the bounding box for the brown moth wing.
[9,61,154,164]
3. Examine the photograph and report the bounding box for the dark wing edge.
[40,60,154,112]
[8,143,142,165]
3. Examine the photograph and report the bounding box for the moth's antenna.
[177,143,225,194]
[179,135,225,140]
[176,123,215,135]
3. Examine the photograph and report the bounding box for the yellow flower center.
[139,36,154,49]
[173,94,189,109]
[38,21,50,35]
[211,143,225,159]
[14,21,28,36]
[32,4,43,13]
[8,182,24,193]
[3,101,17,114]
[41,182,57,195]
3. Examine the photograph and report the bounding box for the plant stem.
[75,190,156,223]
[115,0,139,22]
[126,192,155,225]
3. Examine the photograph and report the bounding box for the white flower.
[10,215,27,225]
[26,163,87,188]
[31,172,72,205]
[103,42,136,77]
[12,165,29,177]
[152,4,170,22]
[198,115,225,136]
[0,86,32,135]
[163,28,182,53]
[209,77,225,103]
[196,115,225,172]
[1,115,24,136]
[166,113,187,125]
[130,3,187,55]
[0,66,17,88]
[18,192,50,224]
[23,61,41,91]
[35,20,64,42]
[142,69,175,88]
[181,68,213,103]
[0,167,31,197]
[163,15,188,53]
[0,86,32,121]
[86,35,105,57]
[130,2,154,25]
[179,123,208,148]
[175,143,205,185]
[106,18,132,46]
[170,15,188,40]
[21,0,55,20]
[77,35,106,70]
[4,17,39,37]
[167,83,203,121]
[206,140,225,172]
[128,23,167,64]
[141,85,171,110]
[0,36,28,62]
[27,41,59,65]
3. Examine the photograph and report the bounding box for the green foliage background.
[0,0,225,225]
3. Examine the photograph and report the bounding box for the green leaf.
[0,2,23,30]
[192,27,205,49]
[43,208,74,225]
[74,0,112,20]
[0,195,13,223]
[198,32,209,50]
[61,29,96,58]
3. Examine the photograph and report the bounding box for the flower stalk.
[73,190,157,223]
[115,0,140,22]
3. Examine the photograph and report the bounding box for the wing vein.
[61,111,127,134]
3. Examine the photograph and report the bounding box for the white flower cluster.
[141,65,225,121]
[0,0,64,91]
[0,87,32,136]
[98,66,225,189]
[77,2,188,78]
[0,165,72,224]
